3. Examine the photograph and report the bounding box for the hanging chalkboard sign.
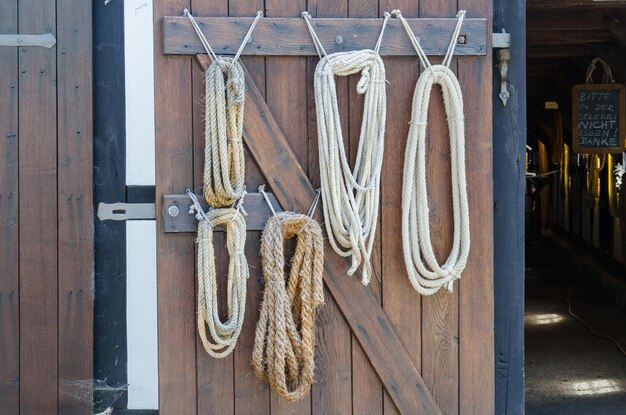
[572,83,626,154]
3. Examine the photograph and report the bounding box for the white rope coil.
[303,12,389,285]
[394,10,471,295]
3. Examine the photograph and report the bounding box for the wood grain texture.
[0,0,19,412]
[378,1,421,414]
[56,0,94,412]
[458,0,495,414]
[264,1,314,413]
[228,1,271,414]
[18,0,58,413]
[346,1,384,414]
[242,66,442,415]
[306,1,354,414]
[162,193,279,232]
[189,4,234,414]
[419,1,460,414]
[163,17,488,57]
[154,0,197,413]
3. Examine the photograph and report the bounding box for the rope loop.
[398,10,471,295]
[585,57,615,84]
[305,30,387,284]
[194,204,249,358]
[253,211,324,402]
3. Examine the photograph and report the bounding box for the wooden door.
[154,0,493,414]
[0,1,93,414]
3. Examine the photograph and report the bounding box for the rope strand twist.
[253,187,325,402]
[393,10,471,295]
[303,11,388,285]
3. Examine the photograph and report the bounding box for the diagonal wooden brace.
[196,53,442,414]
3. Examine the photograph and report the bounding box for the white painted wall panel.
[126,221,159,409]
[125,0,156,185]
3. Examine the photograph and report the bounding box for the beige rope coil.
[302,11,390,285]
[189,191,249,358]
[393,10,471,295]
[253,187,324,402]
[184,10,261,357]
[185,9,262,207]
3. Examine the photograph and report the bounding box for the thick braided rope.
[203,58,247,207]
[252,212,324,402]
[196,207,249,358]
[395,10,471,295]
[311,50,386,285]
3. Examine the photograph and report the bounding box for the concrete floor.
[526,236,626,415]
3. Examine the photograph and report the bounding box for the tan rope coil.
[253,187,324,402]
[185,9,262,207]
[189,191,249,358]
[302,11,389,285]
[393,10,471,295]
[184,10,261,357]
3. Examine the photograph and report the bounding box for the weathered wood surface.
[18,0,58,413]
[420,1,461,414]
[154,0,197,413]
[458,0,495,414]
[162,192,279,232]
[57,0,94,413]
[156,2,493,414]
[163,16,488,56]
[242,64,443,415]
[0,1,19,413]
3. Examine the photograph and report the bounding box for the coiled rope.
[302,11,390,285]
[253,186,324,402]
[184,10,261,357]
[189,191,249,358]
[393,10,471,295]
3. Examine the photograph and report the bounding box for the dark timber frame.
[493,0,526,413]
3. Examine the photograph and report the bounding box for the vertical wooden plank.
[0,0,19,412]
[378,1,420,414]
[264,0,313,414]
[347,1,384,414]
[229,1,271,415]
[154,0,196,413]
[18,0,57,413]
[57,0,94,412]
[189,3,233,415]
[493,2,525,413]
[457,0,494,413]
[419,1,460,414]
[305,2,353,415]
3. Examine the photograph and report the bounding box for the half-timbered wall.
[154,0,493,414]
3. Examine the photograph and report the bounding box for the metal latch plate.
[0,33,57,48]
[97,202,156,221]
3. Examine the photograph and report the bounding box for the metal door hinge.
[97,202,156,221]
[0,33,56,48]
[493,30,511,106]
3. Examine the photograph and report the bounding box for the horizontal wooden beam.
[527,44,602,58]
[163,16,487,56]
[527,29,615,46]
[161,192,279,232]
[527,8,626,31]
[528,0,626,9]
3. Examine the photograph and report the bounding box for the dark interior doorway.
[525,1,626,414]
